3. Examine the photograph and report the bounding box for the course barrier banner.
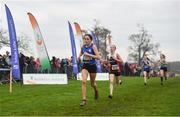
[77,73,109,81]
[23,74,68,85]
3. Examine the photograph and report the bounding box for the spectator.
[35,58,41,73]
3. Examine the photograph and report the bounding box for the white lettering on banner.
[23,74,68,85]
[77,73,109,81]
[13,65,19,69]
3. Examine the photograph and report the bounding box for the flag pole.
[9,67,12,93]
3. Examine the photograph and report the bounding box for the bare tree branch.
[0,28,32,54]
[128,24,160,65]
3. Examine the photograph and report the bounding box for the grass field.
[0,76,180,116]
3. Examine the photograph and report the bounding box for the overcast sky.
[0,0,180,62]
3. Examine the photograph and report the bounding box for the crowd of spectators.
[1,51,159,82]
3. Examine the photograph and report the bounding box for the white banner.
[77,73,109,81]
[23,74,68,85]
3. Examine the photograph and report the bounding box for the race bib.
[144,66,149,69]
[112,65,118,70]
[161,64,167,68]
[83,55,92,61]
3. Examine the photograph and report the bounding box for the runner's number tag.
[112,65,118,70]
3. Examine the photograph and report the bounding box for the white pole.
[9,68,12,93]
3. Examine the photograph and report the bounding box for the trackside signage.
[23,74,68,85]
[77,73,109,81]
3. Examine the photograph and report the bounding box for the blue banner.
[68,21,78,75]
[5,5,21,80]
[91,31,102,73]
[92,31,97,45]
